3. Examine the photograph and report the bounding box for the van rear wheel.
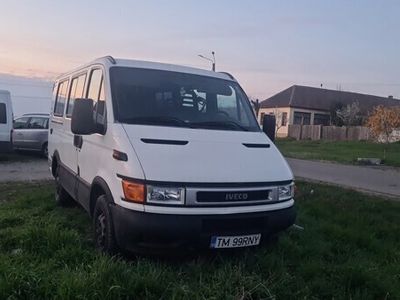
[93,195,118,254]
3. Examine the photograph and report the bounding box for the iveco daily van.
[0,90,14,153]
[48,56,296,253]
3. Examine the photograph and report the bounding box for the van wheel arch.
[90,177,114,217]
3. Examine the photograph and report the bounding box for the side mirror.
[71,98,95,135]
[262,114,276,142]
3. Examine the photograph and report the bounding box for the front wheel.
[93,195,118,254]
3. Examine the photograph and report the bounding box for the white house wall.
[258,107,330,137]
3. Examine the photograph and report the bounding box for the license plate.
[210,234,261,248]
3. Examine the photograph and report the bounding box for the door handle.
[50,128,53,134]
[73,135,83,149]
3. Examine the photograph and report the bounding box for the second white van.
[48,56,296,254]
[0,90,14,153]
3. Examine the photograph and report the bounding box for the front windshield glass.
[110,67,260,132]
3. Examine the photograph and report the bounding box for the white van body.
[0,90,14,153]
[48,57,296,253]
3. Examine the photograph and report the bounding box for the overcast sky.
[1,0,400,115]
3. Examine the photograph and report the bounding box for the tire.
[93,195,118,254]
[54,165,74,206]
[42,142,48,158]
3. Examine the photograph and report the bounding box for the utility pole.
[198,51,216,71]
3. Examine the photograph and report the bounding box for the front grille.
[197,190,270,203]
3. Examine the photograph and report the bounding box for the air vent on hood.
[141,138,188,145]
[242,143,270,148]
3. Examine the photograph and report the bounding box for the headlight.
[278,183,294,201]
[147,186,185,205]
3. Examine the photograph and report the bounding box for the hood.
[122,124,293,183]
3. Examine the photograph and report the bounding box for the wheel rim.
[95,212,107,249]
[43,145,48,157]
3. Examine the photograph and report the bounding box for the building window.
[314,113,330,125]
[293,111,311,125]
[281,112,287,126]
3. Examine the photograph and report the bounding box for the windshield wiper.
[190,120,249,131]
[120,116,192,128]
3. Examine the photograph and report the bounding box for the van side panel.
[48,78,78,199]
[49,65,146,212]
[0,91,13,153]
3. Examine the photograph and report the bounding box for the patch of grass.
[276,139,400,167]
[0,181,399,299]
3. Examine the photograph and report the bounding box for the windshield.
[110,67,260,132]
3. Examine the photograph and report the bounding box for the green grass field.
[0,181,399,299]
[275,139,400,167]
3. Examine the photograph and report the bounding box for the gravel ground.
[0,159,52,182]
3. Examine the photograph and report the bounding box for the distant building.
[258,85,400,137]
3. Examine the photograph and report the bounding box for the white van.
[0,90,14,153]
[48,56,296,254]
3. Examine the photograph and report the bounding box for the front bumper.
[111,203,296,252]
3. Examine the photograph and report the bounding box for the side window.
[87,69,106,125]
[28,117,47,129]
[13,117,30,129]
[54,80,69,116]
[66,73,87,117]
[0,103,6,124]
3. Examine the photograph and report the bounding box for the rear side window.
[66,73,87,117]
[0,103,6,124]
[13,117,30,129]
[28,117,48,129]
[54,80,69,116]
[87,69,106,125]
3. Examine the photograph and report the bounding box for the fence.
[288,125,372,141]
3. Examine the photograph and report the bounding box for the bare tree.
[336,101,361,126]
[273,107,284,136]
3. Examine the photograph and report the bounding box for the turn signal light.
[122,180,145,203]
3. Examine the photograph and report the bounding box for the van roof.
[55,56,235,82]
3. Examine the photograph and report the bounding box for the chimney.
[388,95,393,99]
